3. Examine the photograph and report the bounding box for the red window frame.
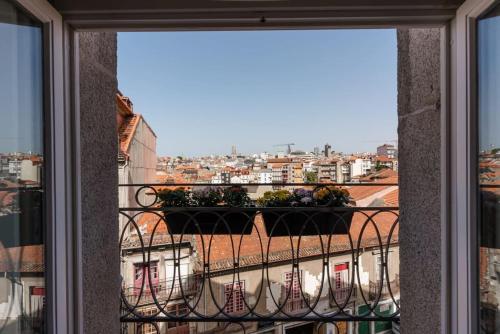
[134,261,159,294]
[224,281,245,314]
[284,271,302,301]
[334,263,349,289]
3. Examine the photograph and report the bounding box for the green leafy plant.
[158,187,192,207]
[191,187,223,206]
[159,186,253,207]
[222,185,252,207]
[304,171,318,183]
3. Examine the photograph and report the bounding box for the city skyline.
[156,142,394,159]
[118,29,398,157]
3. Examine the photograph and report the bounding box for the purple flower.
[294,188,313,198]
[300,197,313,204]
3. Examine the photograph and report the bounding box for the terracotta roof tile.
[0,245,44,273]
[383,189,399,206]
[118,113,141,154]
[194,211,399,272]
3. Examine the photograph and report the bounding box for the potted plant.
[158,186,256,235]
[257,186,353,236]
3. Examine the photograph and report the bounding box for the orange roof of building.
[359,169,398,184]
[0,245,44,273]
[117,92,134,117]
[375,156,395,162]
[267,158,294,164]
[383,188,399,206]
[346,185,389,201]
[117,92,156,156]
[193,211,399,272]
[125,206,399,272]
[119,113,141,154]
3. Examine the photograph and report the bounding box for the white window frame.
[450,1,499,333]
[10,1,69,334]
[19,0,491,332]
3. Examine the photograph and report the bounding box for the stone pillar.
[397,28,442,333]
[78,32,120,334]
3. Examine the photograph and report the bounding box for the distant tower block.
[324,143,331,157]
[314,147,320,156]
[231,145,237,157]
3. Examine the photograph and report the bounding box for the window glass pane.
[0,0,45,333]
[478,4,500,333]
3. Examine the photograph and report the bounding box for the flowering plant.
[256,190,293,207]
[291,188,314,207]
[257,187,350,207]
[314,186,350,207]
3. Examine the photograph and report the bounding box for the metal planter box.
[261,210,353,236]
[163,208,257,235]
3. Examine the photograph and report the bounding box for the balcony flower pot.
[158,186,256,235]
[260,210,354,236]
[257,187,353,236]
[163,209,258,235]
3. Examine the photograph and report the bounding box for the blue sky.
[478,15,500,151]
[118,29,397,157]
[0,22,43,154]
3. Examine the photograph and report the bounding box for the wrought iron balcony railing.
[282,296,310,314]
[369,274,400,301]
[122,275,200,305]
[330,284,358,307]
[119,182,400,331]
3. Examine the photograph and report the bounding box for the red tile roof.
[125,206,399,272]
[0,245,44,273]
[118,113,141,155]
[194,212,399,272]
[383,189,399,206]
[347,185,389,201]
[116,92,156,157]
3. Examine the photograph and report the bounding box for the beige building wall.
[194,245,399,334]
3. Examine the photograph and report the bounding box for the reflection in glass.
[0,0,45,333]
[478,4,500,334]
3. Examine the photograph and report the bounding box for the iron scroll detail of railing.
[119,182,400,329]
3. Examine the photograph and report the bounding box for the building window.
[224,281,245,314]
[334,263,349,289]
[283,271,305,312]
[477,4,500,332]
[284,271,301,301]
[139,308,158,334]
[375,255,383,281]
[333,263,350,303]
[167,303,189,332]
[0,1,45,332]
[134,261,159,294]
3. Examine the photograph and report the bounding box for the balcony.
[369,275,400,301]
[330,284,358,307]
[122,275,200,306]
[119,182,400,330]
[282,297,310,314]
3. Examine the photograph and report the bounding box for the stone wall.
[397,28,442,333]
[78,32,120,334]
